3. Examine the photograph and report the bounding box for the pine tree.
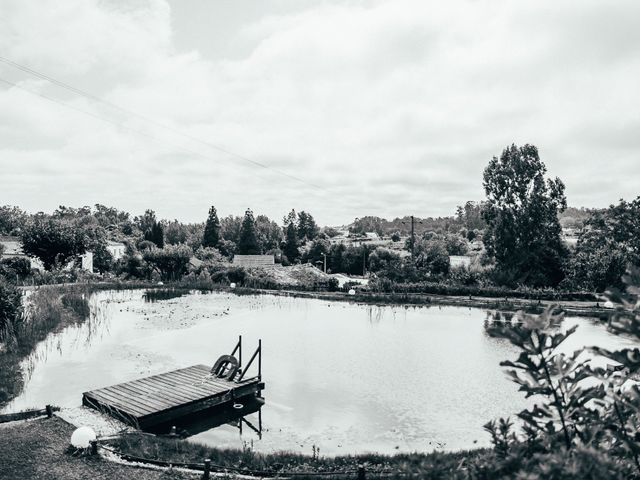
[202,206,221,248]
[283,220,299,263]
[238,209,260,255]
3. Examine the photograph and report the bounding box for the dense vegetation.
[0,143,637,298]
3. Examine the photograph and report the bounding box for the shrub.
[0,279,22,343]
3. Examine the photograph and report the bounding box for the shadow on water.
[147,396,264,438]
[143,288,193,303]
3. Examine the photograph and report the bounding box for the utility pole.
[402,215,422,261]
[362,248,366,277]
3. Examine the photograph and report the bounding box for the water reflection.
[148,396,264,439]
[3,290,635,455]
[143,288,193,303]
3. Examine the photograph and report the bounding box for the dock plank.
[82,364,263,428]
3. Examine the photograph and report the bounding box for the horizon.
[1,1,639,225]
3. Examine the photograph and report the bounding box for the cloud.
[0,0,639,225]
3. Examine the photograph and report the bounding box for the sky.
[0,0,639,226]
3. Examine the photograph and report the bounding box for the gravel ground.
[0,416,197,480]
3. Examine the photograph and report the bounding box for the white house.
[106,241,126,261]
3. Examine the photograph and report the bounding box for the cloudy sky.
[1,0,639,225]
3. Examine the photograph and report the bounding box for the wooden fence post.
[203,459,211,480]
[90,440,98,456]
[358,464,366,480]
[45,405,53,418]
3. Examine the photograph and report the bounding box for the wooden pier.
[82,337,264,428]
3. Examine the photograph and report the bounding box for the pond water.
[2,289,635,456]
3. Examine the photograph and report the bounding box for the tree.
[145,222,164,248]
[282,221,300,263]
[565,197,640,291]
[368,248,402,273]
[482,144,568,287]
[202,206,221,248]
[349,216,384,236]
[296,211,319,242]
[20,216,87,270]
[220,215,242,244]
[164,220,188,245]
[456,201,487,231]
[255,215,282,252]
[143,244,192,280]
[301,239,330,266]
[415,240,450,275]
[92,243,114,274]
[0,206,27,235]
[237,209,260,255]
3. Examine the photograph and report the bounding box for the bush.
[0,279,22,342]
[0,257,31,282]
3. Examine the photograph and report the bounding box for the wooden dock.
[82,337,264,429]
[83,365,264,428]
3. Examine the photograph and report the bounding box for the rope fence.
[97,442,403,479]
[0,404,59,423]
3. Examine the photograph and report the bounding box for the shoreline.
[19,280,612,318]
[234,287,611,319]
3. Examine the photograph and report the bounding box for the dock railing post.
[203,459,211,480]
[258,338,262,381]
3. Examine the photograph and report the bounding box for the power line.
[0,55,325,191]
[0,75,276,186]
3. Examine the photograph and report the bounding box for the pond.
[2,289,634,456]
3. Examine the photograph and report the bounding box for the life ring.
[211,355,239,380]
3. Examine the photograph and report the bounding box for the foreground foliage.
[483,266,640,478]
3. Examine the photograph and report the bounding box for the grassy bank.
[108,432,486,479]
[0,285,91,407]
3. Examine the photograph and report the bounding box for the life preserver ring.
[211,355,239,380]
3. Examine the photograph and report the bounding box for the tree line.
[0,143,638,292]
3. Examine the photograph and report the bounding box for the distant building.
[81,251,94,272]
[232,255,275,268]
[106,241,126,260]
[0,235,45,271]
[449,255,472,269]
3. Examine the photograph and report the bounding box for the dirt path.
[0,416,195,480]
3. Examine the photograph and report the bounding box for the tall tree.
[202,206,221,248]
[145,221,164,248]
[296,211,319,242]
[282,221,299,263]
[237,209,260,255]
[482,144,568,287]
[255,214,283,252]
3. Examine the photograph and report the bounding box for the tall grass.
[0,285,90,407]
[110,432,485,479]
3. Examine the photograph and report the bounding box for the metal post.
[46,405,53,418]
[203,459,211,480]
[258,339,262,381]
